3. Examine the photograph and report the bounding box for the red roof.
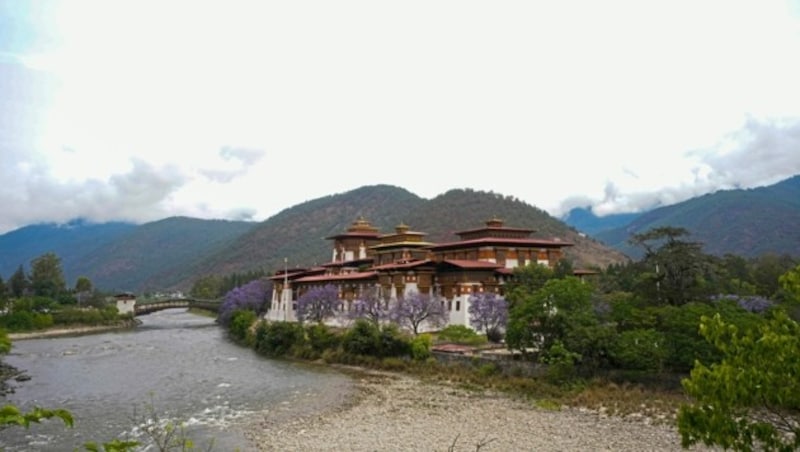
[294,271,378,283]
[371,259,433,271]
[428,237,573,250]
[440,259,503,269]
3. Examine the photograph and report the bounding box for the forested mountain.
[562,207,642,235]
[180,186,629,290]
[0,219,136,283]
[0,185,630,292]
[595,175,800,258]
[72,217,257,292]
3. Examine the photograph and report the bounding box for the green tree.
[629,226,710,305]
[75,276,93,293]
[779,264,800,304]
[678,311,799,451]
[505,276,595,355]
[189,275,222,299]
[505,263,555,308]
[29,253,66,298]
[9,265,29,298]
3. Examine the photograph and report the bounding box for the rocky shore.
[246,369,712,451]
[6,319,139,341]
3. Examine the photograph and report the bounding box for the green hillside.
[178,186,628,289]
[595,175,800,258]
[73,217,256,292]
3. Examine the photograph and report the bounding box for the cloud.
[199,146,266,183]
[0,152,188,233]
[695,117,800,188]
[558,117,800,217]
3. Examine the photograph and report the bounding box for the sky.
[1,0,799,234]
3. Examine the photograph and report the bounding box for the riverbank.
[246,368,711,451]
[7,319,139,341]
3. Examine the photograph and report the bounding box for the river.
[0,309,355,451]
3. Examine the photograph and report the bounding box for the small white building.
[113,292,136,315]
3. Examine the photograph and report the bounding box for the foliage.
[0,328,10,354]
[410,334,432,361]
[254,321,306,357]
[295,284,339,324]
[628,227,711,305]
[540,340,581,384]
[9,265,28,298]
[436,324,487,346]
[29,252,67,298]
[75,276,93,293]
[779,264,800,304]
[228,309,257,343]
[217,279,268,327]
[468,292,508,341]
[608,328,667,372]
[0,404,74,429]
[505,277,594,354]
[305,323,340,355]
[505,264,555,308]
[678,311,800,451]
[389,291,447,334]
[341,319,410,358]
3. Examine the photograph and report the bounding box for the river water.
[0,309,355,451]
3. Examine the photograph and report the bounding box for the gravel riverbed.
[245,369,713,451]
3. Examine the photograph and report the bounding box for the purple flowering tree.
[217,279,268,326]
[348,286,390,325]
[296,284,340,324]
[711,294,774,313]
[389,291,447,335]
[468,292,508,342]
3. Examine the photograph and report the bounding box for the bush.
[228,309,257,344]
[306,323,340,354]
[254,321,305,357]
[378,323,411,358]
[436,325,487,346]
[410,334,432,361]
[342,319,380,356]
[341,320,410,358]
[609,328,667,372]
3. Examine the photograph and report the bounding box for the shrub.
[254,321,305,357]
[609,328,667,372]
[228,309,257,344]
[305,323,340,354]
[436,325,487,346]
[410,334,432,361]
[342,319,380,356]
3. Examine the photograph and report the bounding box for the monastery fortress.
[266,217,573,329]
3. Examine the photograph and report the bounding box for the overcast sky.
[1,0,799,234]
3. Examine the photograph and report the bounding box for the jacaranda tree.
[348,286,389,325]
[390,291,447,335]
[468,292,508,342]
[217,279,268,327]
[296,284,339,324]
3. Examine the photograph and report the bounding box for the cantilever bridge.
[133,298,222,316]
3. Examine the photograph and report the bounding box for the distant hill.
[595,175,800,258]
[0,219,136,283]
[182,185,629,289]
[71,217,257,292]
[562,207,642,236]
[0,185,630,292]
